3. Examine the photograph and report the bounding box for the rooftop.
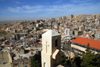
[72,37,100,50]
[42,29,60,37]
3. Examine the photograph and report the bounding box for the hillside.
[70,14,100,21]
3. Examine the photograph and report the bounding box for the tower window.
[55,38,58,47]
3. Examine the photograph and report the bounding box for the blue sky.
[0,0,100,21]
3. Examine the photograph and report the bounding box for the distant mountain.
[0,20,21,24]
[0,14,100,24]
[71,14,100,21]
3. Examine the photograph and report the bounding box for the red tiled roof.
[0,44,11,47]
[35,42,41,44]
[72,37,100,50]
[32,42,41,45]
[4,45,11,47]
[66,27,70,29]
[25,38,31,40]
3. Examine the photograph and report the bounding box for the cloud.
[23,5,45,9]
[7,5,67,13]
[1,2,100,20]
[7,2,100,15]
[8,5,45,13]
[54,0,62,3]
[70,0,90,2]
[15,1,20,4]
[8,8,19,13]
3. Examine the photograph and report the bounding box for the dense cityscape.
[0,0,100,67]
[0,14,100,67]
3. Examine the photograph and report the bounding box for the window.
[55,38,58,47]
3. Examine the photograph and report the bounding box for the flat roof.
[72,37,100,50]
[42,29,60,37]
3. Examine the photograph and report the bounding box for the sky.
[0,0,100,21]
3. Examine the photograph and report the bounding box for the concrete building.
[79,25,85,31]
[87,16,92,21]
[64,27,71,36]
[96,15,100,19]
[62,40,71,59]
[50,18,55,22]
[57,17,62,21]
[41,30,61,67]
[95,30,100,40]
[69,15,74,19]
[84,34,93,39]
[62,16,66,20]
[71,37,100,56]
[0,51,12,63]
[95,19,100,24]
[12,59,30,67]
[36,24,39,28]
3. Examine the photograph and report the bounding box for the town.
[0,14,100,67]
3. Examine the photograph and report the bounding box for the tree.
[71,55,81,67]
[61,43,100,67]
[86,43,90,52]
[93,54,100,67]
[61,52,67,66]
[81,51,96,67]
[81,43,97,67]
[30,54,41,67]
[61,52,71,67]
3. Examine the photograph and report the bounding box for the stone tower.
[41,30,61,67]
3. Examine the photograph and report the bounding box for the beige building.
[0,51,12,63]
[12,59,30,67]
[41,30,61,67]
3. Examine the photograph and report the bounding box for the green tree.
[71,55,81,67]
[81,43,96,67]
[93,54,100,67]
[30,54,41,67]
[86,43,90,52]
[81,51,96,67]
[61,52,71,67]
[61,52,67,65]
[60,43,100,67]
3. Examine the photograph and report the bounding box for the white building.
[95,19,100,24]
[36,24,39,28]
[64,27,70,36]
[87,16,92,21]
[95,30,100,40]
[41,30,61,67]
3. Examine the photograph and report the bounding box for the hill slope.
[71,14,100,21]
